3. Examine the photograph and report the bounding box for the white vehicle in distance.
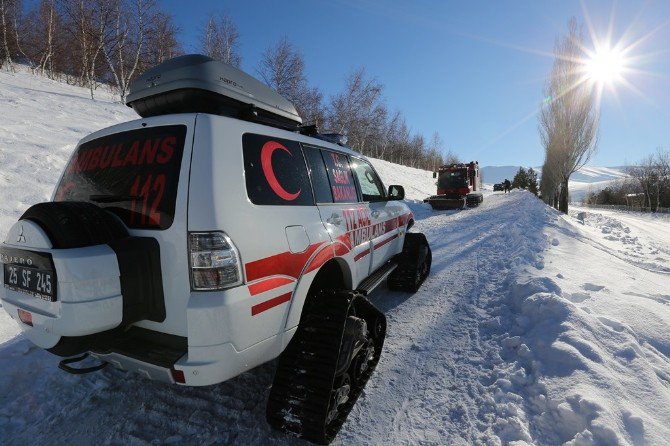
[0,55,431,444]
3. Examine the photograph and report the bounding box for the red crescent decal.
[261,141,301,201]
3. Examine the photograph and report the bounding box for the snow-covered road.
[342,192,549,445]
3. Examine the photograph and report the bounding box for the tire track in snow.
[339,192,548,445]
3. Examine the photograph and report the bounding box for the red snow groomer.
[424,161,484,210]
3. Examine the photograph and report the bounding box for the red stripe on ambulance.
[252,292,293,316]
[245,242,325,282]
[248,277,296,296]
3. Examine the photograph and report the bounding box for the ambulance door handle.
[327,213,343,226]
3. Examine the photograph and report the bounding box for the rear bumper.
[424,195,466,209]
[91,327,295,386]
[83,283,297,387]
[2,295,123,348]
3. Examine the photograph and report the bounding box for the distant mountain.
[569,166,628,183]
[481,165,627,185]
[480,165,628,201]
[568,166,628,201]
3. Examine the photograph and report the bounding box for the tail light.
[170,367,185,384]
[188,232,243,290]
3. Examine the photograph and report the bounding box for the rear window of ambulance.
[54,125,187,230]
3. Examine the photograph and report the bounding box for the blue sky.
[162,0,670,167]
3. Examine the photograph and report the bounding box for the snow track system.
[267,290,386,444]
[388,233,432,292]
[424,192,483,210]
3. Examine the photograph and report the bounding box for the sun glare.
[584,46,626,85]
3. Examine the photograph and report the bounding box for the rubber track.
[388,233,431,292]
[267,290,386,444]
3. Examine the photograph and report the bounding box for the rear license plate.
[3,264,56,301]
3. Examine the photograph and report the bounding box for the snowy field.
[1,68,670,445]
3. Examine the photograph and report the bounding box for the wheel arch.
[284,257,352,331]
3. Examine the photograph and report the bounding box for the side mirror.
[432,171,437,179]
[388,185,405,200]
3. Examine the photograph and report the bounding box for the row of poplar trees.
[538,19,599,214]
[0,3,451,172]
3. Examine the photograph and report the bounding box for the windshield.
[438,171,468,189]
[54,125,187,230]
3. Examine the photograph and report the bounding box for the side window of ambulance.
[243,134,314,206]
[321,150,359,203]
[303,146,334,203]
[350,158,386,202]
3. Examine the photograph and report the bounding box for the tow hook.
[58,353,109,375]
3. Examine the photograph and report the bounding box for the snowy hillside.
[2,69,670,445]
[0,67,136,234]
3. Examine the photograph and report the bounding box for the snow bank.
[485,199,670,445]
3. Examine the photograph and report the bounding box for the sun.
[583,46,626,85]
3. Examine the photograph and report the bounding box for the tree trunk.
[559,178,569,214]
[0,0,13,71]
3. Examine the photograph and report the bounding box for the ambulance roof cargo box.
[125,54,302,129]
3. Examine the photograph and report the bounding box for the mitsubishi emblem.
[17,225,26,243]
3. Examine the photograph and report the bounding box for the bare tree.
[42,0,57,76]
[257,36,324,126]
[102,0,156,100]
[443,149,460,165]
[35,0,58,77]
[426,132,445,171]
[327,67,384,152]
[59,0,117,98]
[626,148,670,211]
[0,0,19,71]
[539,18,599,213]
[387,116,411,165]
[370,109,399,159]
[143,11,181,67]
[11,0,32,69]
[540,139,561,207]
[200,11,240,67]
[407,134,425,168]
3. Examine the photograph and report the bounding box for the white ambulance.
[0,55,431,444]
